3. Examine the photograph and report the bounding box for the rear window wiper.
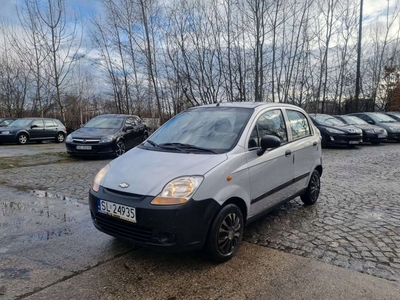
[159,143,217,154]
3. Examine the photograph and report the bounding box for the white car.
[89,102,323,262]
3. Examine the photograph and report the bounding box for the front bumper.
[66,141,115,156]
[89,187,220,252]
[0,134,17,143]
[387,133,400,141]
[324,133,363,146]
[362,132,387,143]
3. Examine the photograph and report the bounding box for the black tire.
[142,132,149,142]
[301,170,321,205]
[115,140,126,157]
[206,204,244,263]
[55,132,65,143]
[17,133,28,145]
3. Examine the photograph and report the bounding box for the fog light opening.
[155,232,176,244]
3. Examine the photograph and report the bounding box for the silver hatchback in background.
[89,102,323,262]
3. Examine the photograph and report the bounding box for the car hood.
[101,147,228,196]
[70,127,119,138]
[351,124,382,131]
[374,122,400,131]
[320,124,361,133]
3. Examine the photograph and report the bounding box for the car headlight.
[100,136,114,143]
[1,131,10,135]
[325,128,343,134]
[388,127,400,132]
[92,164,110,192]
[151,176,204,205]
[66,134,73,142]
[364,129,374,134]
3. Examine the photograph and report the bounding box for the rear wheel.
[115,140,126,157]
[17,133,28,145]
[301,170,321,206]
[206,204,244,263]
[55,132,65,143]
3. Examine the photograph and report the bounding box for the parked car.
[384,111,400,122]
[0,118,66,145]
[66,114,149,157]
[334,115,387,144]
[89,103,323,262]
[0,118,17,127]
[348,112,400,142]
[308,114,363,147]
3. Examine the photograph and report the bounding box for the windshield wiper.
[159,143,217,154]
[145,140,159,148]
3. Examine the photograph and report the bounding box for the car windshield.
[9,119,33,127]
[313,114,345,126]
[84,116,123,129]
[341,116,368,125]
[372,113,397,123]
[145,107,253,153]
[0,119,13,126]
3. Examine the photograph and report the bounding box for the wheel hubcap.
[58,134,64,142]
[218,213,241,255]
[116,142,125,156]
[19,135,27,143]
[310,173,320,202]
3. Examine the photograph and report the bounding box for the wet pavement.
[1,143,400,299]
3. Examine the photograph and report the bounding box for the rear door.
[246,109,294,218]
[285,109,319,193]
[44,119,58,139]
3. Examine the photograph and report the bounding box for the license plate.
[349,141,359,144]
[77,145,92,150]
[378,134,386,138]
[98,199,136,223]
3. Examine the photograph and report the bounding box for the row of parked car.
[0,115,150,157]
[309,111,400,147]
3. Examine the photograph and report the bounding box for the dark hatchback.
[348,112,400,142]
[0,118,17,127]
[334,115,387,144]
[66,114,149,157]
[0,118,66,144]
[309,114,363,147]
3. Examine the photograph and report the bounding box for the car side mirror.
[124,125,134,131]
[257,135,281,156]
[31,125,38,129]
[366,120,374,125]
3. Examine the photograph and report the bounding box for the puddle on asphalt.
[0,201,78,223]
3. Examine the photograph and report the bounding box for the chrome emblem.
[82,139,86,143]
[118,182,130,188]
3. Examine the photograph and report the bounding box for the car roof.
[192,102,303,110]
[94,114,137,118]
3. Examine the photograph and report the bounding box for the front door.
[246,109,294,218]
[28,120,45,139]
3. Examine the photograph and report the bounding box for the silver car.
[89,102,323,262]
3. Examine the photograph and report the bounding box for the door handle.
[313,142,317,146]
[285,150,292,157]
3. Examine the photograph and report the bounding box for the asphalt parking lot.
[0,142,400,298]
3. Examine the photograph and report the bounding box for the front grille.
[103,187,144,200]
[95,213,153,242]
[73,138,100,144]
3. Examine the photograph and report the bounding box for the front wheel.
[206,204,244,263]
[17,133,29,145]
[115,140,126,157]
[301,170,321,205]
